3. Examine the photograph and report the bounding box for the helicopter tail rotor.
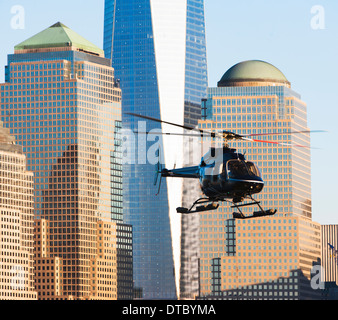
[154,159,164,195]
[154,146,164,195]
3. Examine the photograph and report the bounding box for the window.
[227,160,262,179]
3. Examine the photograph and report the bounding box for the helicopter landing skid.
[176,196,276,218]
[176,198,219,214]
[233,209,277,219]
[231,196,277,219]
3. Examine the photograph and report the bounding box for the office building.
[34,218,132,300]
[321,225,338,285]
[0,123,37,299]
[200,215,322,300]
[1,22,132,299]
[34,218,64,299]
[104,0,208,298]
[198,60,322,299]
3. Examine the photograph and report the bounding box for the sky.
[0,0,337,225]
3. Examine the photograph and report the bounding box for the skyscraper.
[1,22,132,299]
[104,0,208,299]
[197,60,322,299]
[199,60,312,219]
[0,123,37,299]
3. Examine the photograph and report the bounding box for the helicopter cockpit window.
[227,160,261,179]
[246,161,261,177]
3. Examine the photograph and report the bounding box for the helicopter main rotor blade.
[125,112,221,138]
[135,130,315,148]
[134,131,213,137]
[241,136,315,148]
[244,129,327,138]
[240,129,326,148]
[126,113,324,148]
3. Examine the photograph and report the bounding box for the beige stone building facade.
[34,218,125,300]
[0,125,37,299]
[198,60,322,299]
[1,22,132,300]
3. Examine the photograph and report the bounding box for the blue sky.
[0,0,337,224]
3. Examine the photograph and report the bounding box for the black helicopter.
[126,112,322,220]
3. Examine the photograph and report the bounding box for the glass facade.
[184,0,208,126]
[0,26,133,299]
[104,0,207,299]
[181,0,208,300]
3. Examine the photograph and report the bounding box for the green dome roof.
[218,60,290,87]
[15,22,104,56]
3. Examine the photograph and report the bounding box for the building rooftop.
[0,122,22,154]
[14,22,104,57]
[0,122,14,143]
[218,60,290,87]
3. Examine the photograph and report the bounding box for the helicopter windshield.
[227,160,261,180]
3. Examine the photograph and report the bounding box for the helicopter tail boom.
[154,162,200,195]
[161,166,200,179]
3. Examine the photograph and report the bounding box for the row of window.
[212,98,280,107]
[201,121,293,129]
[213,105,280,114]
[10,76,66,85]
[1,81,74,92]
[10,62,64,71]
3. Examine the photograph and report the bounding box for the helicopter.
[126,112,323,220]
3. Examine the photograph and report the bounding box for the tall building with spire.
[198,60,322,300]
[104,0,208,299]
[1,22,132,299]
